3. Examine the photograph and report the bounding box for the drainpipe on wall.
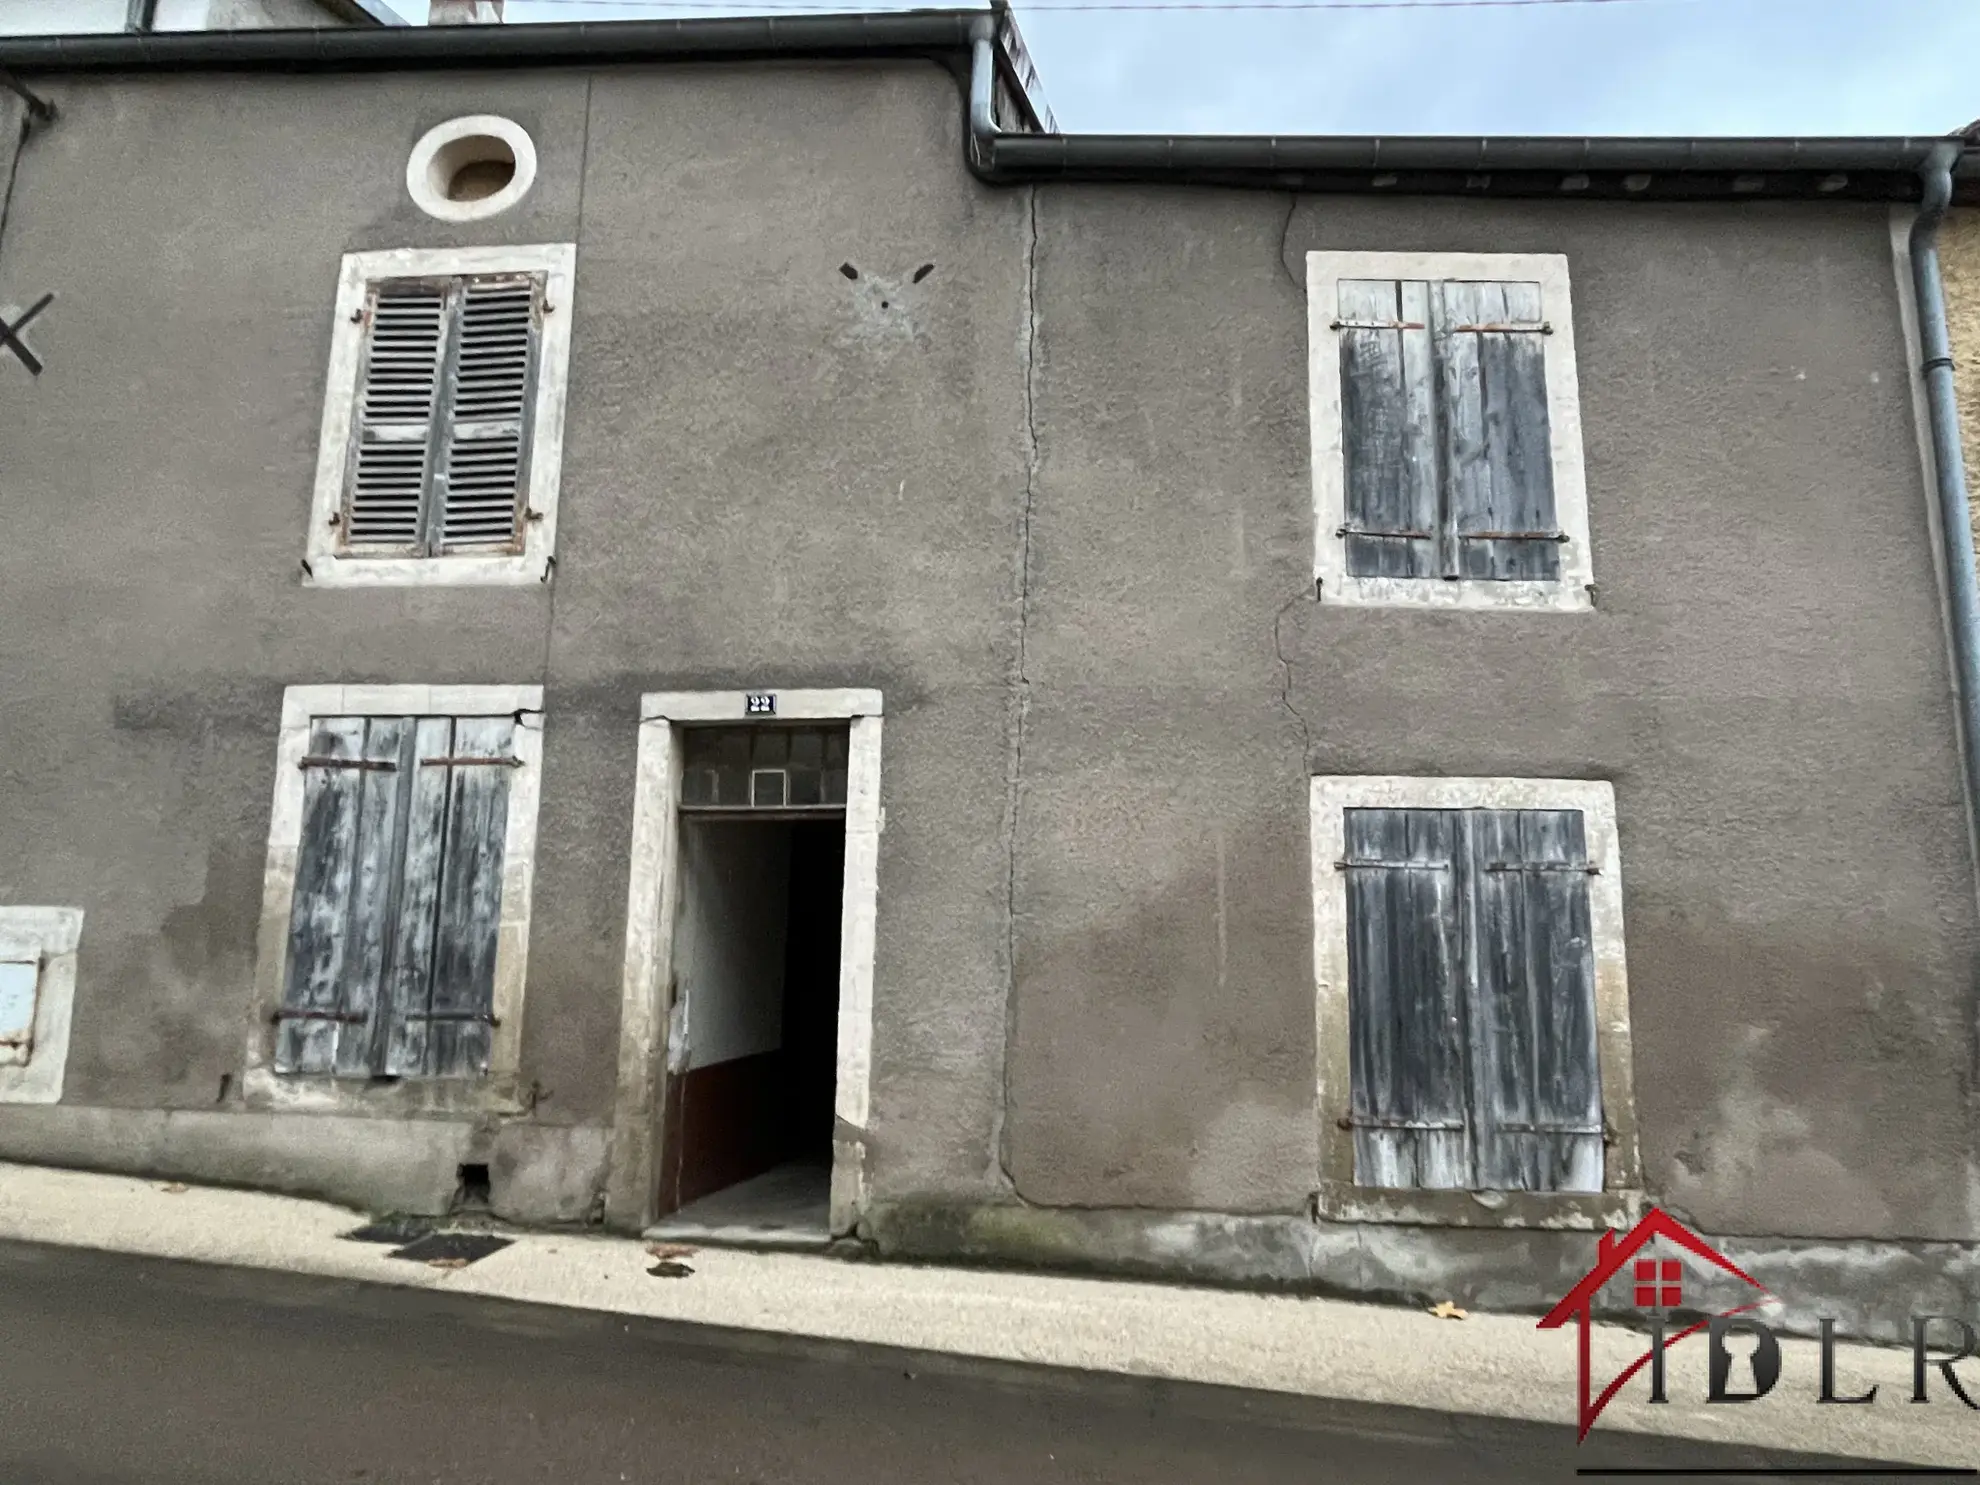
[1910,138,1980,908]
[965,14,997,181]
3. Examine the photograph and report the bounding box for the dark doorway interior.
[653,816,844,1245]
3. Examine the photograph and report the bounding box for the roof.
[0,9,1969,202]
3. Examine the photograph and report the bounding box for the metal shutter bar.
[1337,525,1433,540]
[1482,861,1600,874]
[299,756,397,771]
[1335,858,1451,870]
[270,1008,368,1024]
[1448,321,1553,334]
[1329,318,1427,331]
[417,755,523,767]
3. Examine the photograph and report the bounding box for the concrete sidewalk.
[0,1161,1971,1470]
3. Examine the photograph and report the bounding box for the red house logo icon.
[1537,1209,1775,1440]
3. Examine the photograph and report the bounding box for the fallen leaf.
[647,1260,695,1279]
[160,1183,189,1194]
[1428,1301,1468,1320]
[427,1257,471,1271]
[645,1242,698,1260]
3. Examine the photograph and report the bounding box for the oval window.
[406,116,537,222]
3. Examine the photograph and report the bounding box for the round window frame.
[405,115,538,223]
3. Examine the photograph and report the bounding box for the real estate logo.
[1537,1208,1980,1445]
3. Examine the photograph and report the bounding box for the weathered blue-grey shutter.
[436,278,538,554]
[0,957,38,1067]
[344,286,448,552]
[278,717,412,1074]
[1342,808,1472,1188]
[1464,809,1602,1192]
[381,716,514,1078]
[1432,281,1560,581]
[379,716,455,1078]
[1337,280,1439,578]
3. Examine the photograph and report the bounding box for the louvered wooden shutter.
[1337,278,1559,581]
[1342,808,1473,1188]
[437,279,538,554]
[280,715,514,1079]
[341,274,540,557]
[1342,806,1602,1193]
[345,287,447,551]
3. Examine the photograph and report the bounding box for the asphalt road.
[0,1239,1930,1484]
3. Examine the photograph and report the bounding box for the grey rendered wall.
[0,52,1974,1256]
[1000,186,1980,1245]
[0,61,1029,1218]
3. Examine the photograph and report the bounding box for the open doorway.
[648,724,848,1246]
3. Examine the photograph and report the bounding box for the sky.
[499,0,1980,137]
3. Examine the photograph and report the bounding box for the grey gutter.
[1,10,1973,201]
[963,16,1975,202]
[1909,139,1980,905]
[0,13,982,69]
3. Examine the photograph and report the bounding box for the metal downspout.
[965,16,999,182]
[1911,139,1980,901]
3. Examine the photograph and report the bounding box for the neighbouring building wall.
[0,56,1975,1318]
[0,0,127,32]
[1942,210,1980,554]
[0,0,355,32]
[983,189,1980,1252]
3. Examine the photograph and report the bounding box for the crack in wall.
[994,184,1042,1202]
[1276,192,1303,297]
[0,108,34,280]
[1272,195,1318,771]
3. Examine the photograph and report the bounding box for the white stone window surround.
[245,684,545,1118]
[0,908,84,1105]
[405,115,539,224]
[1308,776,1642,1229]
[1306,250,1596,613]
[605,689,883,1236]
[304,244,577,589]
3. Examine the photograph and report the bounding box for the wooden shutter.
[341,274,540,557]
[344,285,448,551]
[1433,281,1560,581]
[1342,806,1604,1194]
[281,714,514,1080]
[1335,277,1559,581]
[1337,280,1438,578]
[382,717,514,1078]
[436,278,539,554]
[1342,808,1472,1188]
[0,958,38,1067]
[277,717,413,1075]
[1464,809,1602,1192]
